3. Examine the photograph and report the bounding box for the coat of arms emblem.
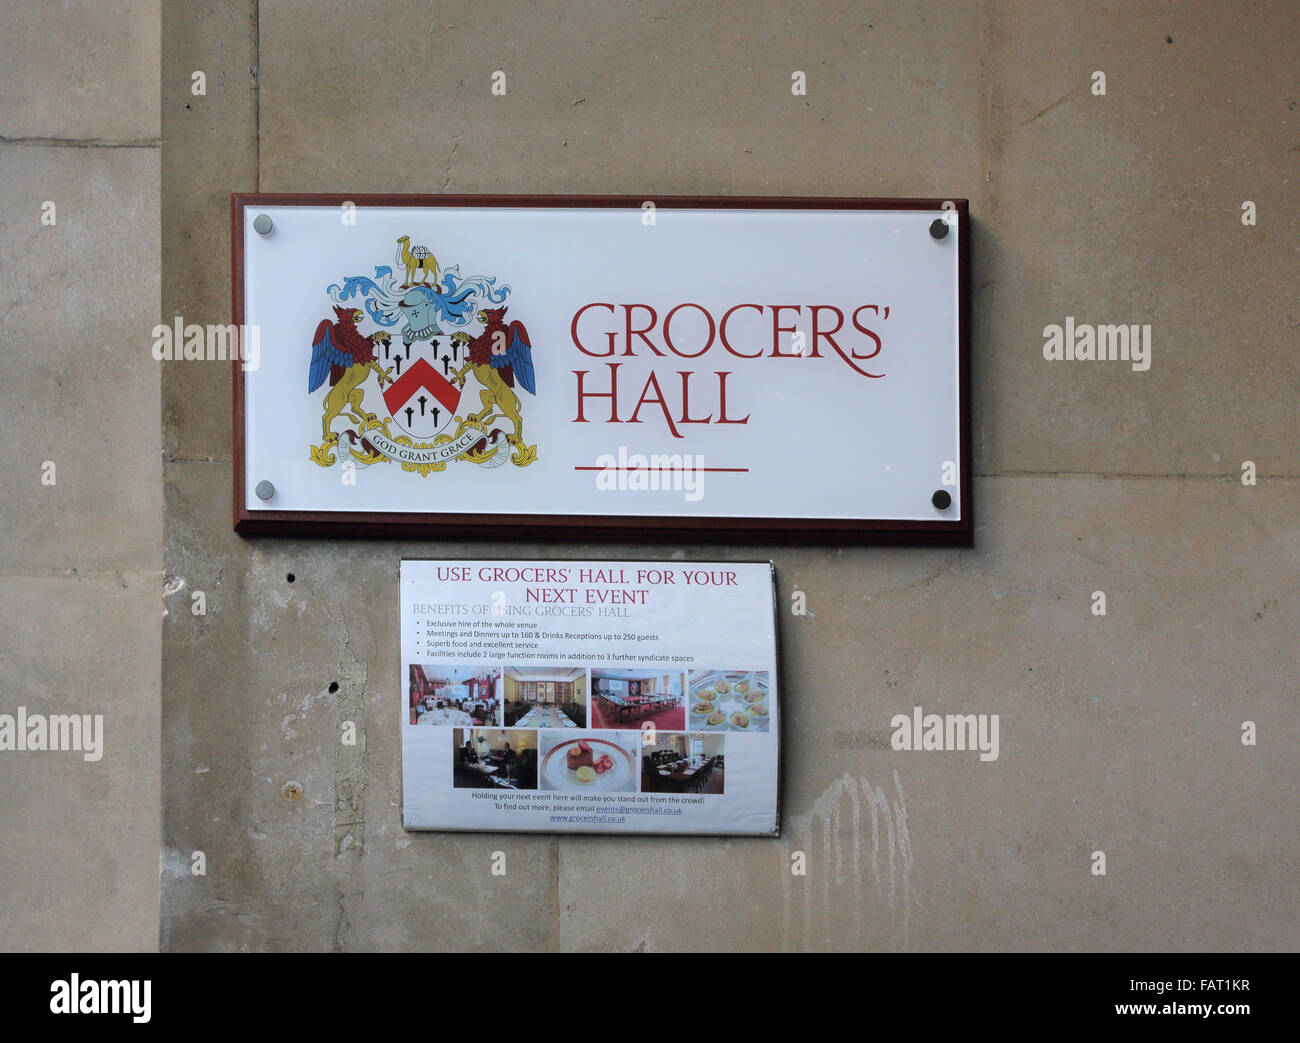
[307,236,538,475]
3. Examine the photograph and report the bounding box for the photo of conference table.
[513,706,578,728]
[598,694,675,722]
[590,671,687,730]
[642,733,725,794]
[651,757,717,793]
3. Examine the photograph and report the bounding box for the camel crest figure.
[397,235,438,288]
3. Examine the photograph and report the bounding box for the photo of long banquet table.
[591,669,686,730]
[503,666,587,728]
[641,733,725,794]
[513,704,577,728]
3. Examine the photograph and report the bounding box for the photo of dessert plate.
[542,737,634,791]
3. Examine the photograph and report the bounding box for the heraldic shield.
[382,353,461,440]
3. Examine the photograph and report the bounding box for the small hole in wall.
[329,682,339,694]
[286,573,296,583]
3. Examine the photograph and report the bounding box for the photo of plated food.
[688,670,772,732]
[538,730,639,792]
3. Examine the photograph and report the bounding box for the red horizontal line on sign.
[573,466,749,473]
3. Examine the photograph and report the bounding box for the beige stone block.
[0,0,159,140]
[0,145,160,571]
[160,0,258,461]
[0,573,160,951]
[974,1,1299,476]
[258,1,981,195]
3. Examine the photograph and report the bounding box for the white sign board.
[233,195,969,541]
[400,559,780,835]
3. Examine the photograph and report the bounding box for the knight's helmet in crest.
[398,286,442,346]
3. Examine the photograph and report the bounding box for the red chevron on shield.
[383,357,461,438]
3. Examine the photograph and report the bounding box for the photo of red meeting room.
[641,733,725,794]
[590,669,686,730]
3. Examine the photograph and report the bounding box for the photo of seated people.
[502,666,587,728]
[641,733,724,794]
[591,669,686,730]
[452,728,538,790]
[409,665,502,726]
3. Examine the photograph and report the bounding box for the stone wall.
[2,0,1294,951]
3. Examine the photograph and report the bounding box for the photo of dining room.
[641,733,725,794]
[590,669,686,730]
[452,729,538,790]
[502,666,587,728]
[410,665,502,726]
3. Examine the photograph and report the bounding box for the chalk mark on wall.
[781,770,917,950]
